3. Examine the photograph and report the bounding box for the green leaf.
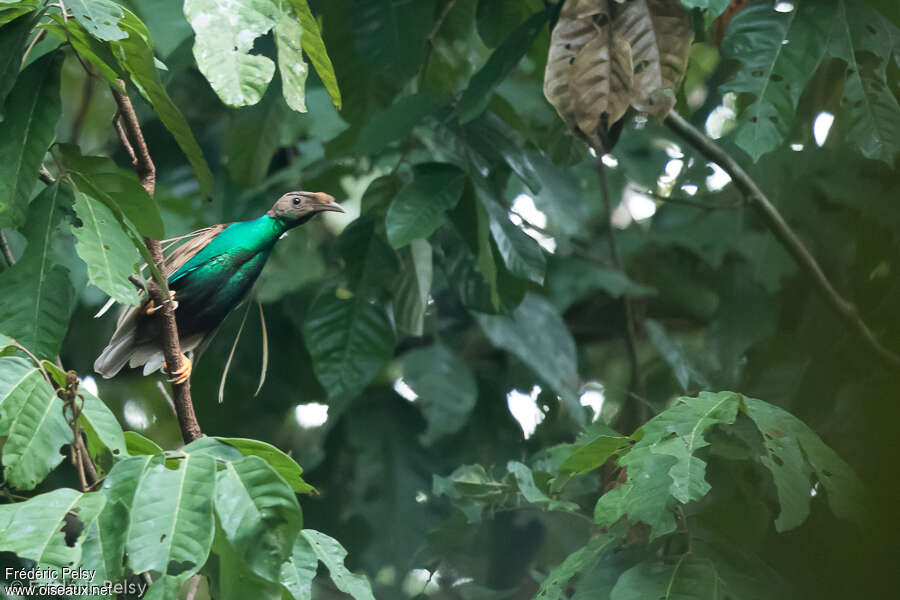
[464,112,543,193]
[336,215,399,291]
[274,9,309,112]
[402,344,477,444]
[476,186,546,284]
[831,0,900,165]
[226,81,289,187]
[355,92,443,155]
[393,239,433,336]
[0,183,77,360]
[183,0,280,107]
[42,15,124,84]
[279,531,318,600]
[206,522,286,600]
[298,530,375,600]
[741,394,867,531]
[215,455,303,583]
[0,51,62,228]
[0,357,71,489]
[594,451,678,539]
[507,461,578,511]
[126,454,217,576]
[536,535,614,600]
[386,163,467,248]
[680,0,733,27]
[303,286,395,399]
[67,0,128,41]
[475,0,543,48]
[721,1,833,161]
[124,430,164,455]
[0,12,35,111]
[645,319,711,391]
[71,191,141,305]
[559,435,633,476]
[58,144,164,240]
[611,556,725,600]
[216,437,315,494]
[351,0,436,81]
[111,8,214,195]
[287,0,341,109]
[0,488,106,567]
[475,294,581,420]
[78,386,128,466]
[458,10,547,123]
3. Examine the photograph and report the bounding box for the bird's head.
[267,191,344,226]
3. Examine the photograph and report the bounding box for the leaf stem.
[665,111,900,371]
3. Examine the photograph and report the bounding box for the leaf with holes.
[274,9,309,112]
[298,530,375,600]
[67,0,128,41]
[287,0,341,108]
[615,0,693,117]
[72,191,141,305]
[721,1,833,160]
[125,454,216,577]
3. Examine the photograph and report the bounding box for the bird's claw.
[145,290,178,315]
[164,354,192,385]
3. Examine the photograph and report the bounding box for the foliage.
[1,0,898,599]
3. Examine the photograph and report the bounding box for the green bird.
[94,191,344,383]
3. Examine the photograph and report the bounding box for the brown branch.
[666,110,900,371]
[110,80,203,443]
[0,232,15,268]
[597,163,647,431]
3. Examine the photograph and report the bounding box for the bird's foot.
[164,354,192,385]
[145,290,178,315]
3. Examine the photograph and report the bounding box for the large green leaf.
[0,183,77,360]
[226,81,289,186]
[297,530,375,600]
[464,112,544,193]
[831,0,900,165]
[279,531,318,600]
[742,394,866,531]
[475,293,581,419]
[0,51,61,228]
[477,186,546,284]
[355,92,443,155]
[78,387,128,466]
[386,163,467,248]
[536,536,614,600]
[110,8,213,195]
[393,239,432,336]
[216,437,315,494]
[0,488,106,567]
[721,1,833,161]
[183,0,280,107]
[67,0,128,41]
[0,11,34,111]
[611,556,725,600]
[0,357,71,490]
[125,454,217,576]
[206,523,286,600]
[287,0,341,108]
[58,144,164,239]
[402,344,477,444]
[274,8,309,112]
[215,455,303,583]
[71,191,141,305]
[351,0,436,81]
[303,286,395,399]
[458,10,547,123]
[506,461,578,512]
[42,15,124,84]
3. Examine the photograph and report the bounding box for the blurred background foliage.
[2,0,899,598]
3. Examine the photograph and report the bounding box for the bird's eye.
[292,196,301,206]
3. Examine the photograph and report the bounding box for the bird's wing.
[161,224,230,278]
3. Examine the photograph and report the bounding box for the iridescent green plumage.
[94,191,342,379]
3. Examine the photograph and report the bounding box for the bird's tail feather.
[94,328,136,378]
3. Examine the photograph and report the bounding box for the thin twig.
[0,232,15,267]
[666,111,900,371]
[428,0,456,40]
[20,30,46,68]
[110,80,203,442]
[597,163,647,430]
[185,575,201,600]
[640,187,744,210]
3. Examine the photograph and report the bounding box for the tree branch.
[666,110,900,371]
[110,80,203,443]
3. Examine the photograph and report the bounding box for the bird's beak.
[309,191,344,213]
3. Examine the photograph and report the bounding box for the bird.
[94,191,344,384]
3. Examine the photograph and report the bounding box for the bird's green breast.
[167,216,285,337]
